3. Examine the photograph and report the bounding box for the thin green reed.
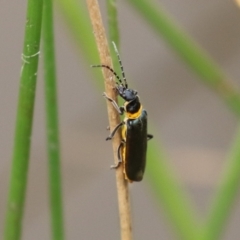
[42,0,65,239]
[199,125,240,240]
[4,0,43,239]
[107,0,120,69]
[107,0,120,45]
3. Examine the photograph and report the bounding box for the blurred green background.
[1,0,240,239]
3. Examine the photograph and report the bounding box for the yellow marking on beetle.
[125,104,143,119]
[121,124,132,182]
[121,123,127,140]
[121,124,126,178]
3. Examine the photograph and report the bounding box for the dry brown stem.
[86,1,132,239]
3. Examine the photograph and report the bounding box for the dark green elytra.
[124,110,148,181]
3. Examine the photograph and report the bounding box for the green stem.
[107,0,120,70]
[126,0,240,116]
[107,0,119,46]
[147,141,200,240]
[42,0,65,240]
[199,125,240,240]
[4,0,43,239]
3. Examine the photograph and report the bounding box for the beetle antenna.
[91,64,121,85]
[112,42,128,88]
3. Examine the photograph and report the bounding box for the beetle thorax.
[124,96,141,115]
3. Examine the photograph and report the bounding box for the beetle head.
[116,85,138,101]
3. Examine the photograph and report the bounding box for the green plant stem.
[126,0,240,116]
[107,0,119,45]
[42,1,65,240]
[198,125,240,240]
[4,0,43,239]
[107,0,120,69]
[147,141,200,240]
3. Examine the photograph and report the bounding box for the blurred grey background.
[1,0,240,239]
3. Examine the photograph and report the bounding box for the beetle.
[92,42,153,182]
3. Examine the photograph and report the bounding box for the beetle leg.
[106,121,125,140]
[147,134,153,141]
[103,92,124,115]
[110,140,125,169]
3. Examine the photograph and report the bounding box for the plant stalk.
[4,0,43,239]
[86,0,132,239]
[42,0,65,239]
